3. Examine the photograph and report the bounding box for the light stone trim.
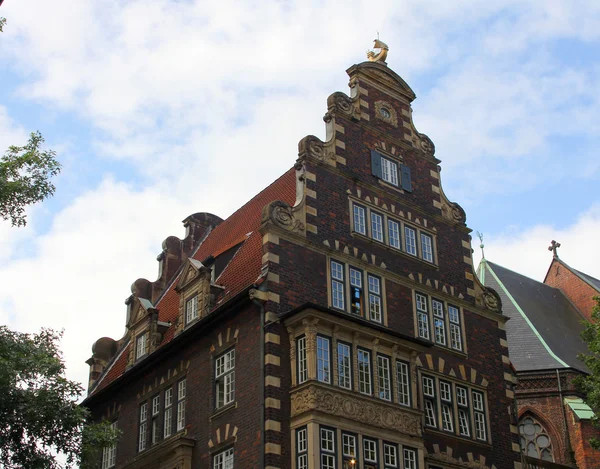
[336,139,346,149]
[306,206,317,216]
[361,112,370,121]
[262,253,280,264]
[306,223,318,234]
[267,272,280,283]
[305,171,316,181]
[265,420,281,432]
[336,155,346,165]
[359,86,369,96]
[263,233,280,245]
[265,376,281,387]
[360,99,369,108]
[506,389,515,398]
[265,312,278,323]
[430,169,440,179]
[502,355,511,364]
[500,338,508,347]
[512,442,521,452]
[265,333,280,344]
[464,255,473,265]
[432,184,440,194]
[265,443,281,455]
[306,189,317,199]
[462,240,471,249]
[265,354,280,366]
[335,124,345,134]
[465,272,474,281]
[265,398,281,409]
[433,199,442,209]
[510,424,519,434]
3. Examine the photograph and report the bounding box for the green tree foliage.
[577,296,600,449]
[0,131,61,226]
[0,327,119,468]
[0,17,6,32]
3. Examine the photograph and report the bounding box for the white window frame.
[151,394,160,444]
[176,378,186,431]
[368,274,382,323]
[388,218,401,249]
[138,403,148,452]
[440,380,454,432]
[396,360,411,407]
[416,293,464,352]
[164,387,173,438]
[457,386,471,437]
[317,336,331,384]
[320,427,336,469]
[403,448,417,469]
[215,349,235,408]
[358,349,372,395]
[297,427,308,469]
[421,232,434,263]
[432,299,447,346]
[416,293,430,340]
[371,211,384,242]
[353,203,367,235]
[185,295,198,324]
[337,342,352,390]
[331,260,345,310]
[297,336,307,384]
[213,447,234,469]
[384,443,398,468]
[101,421,118,469]
[449,305,463,351]
[136,333,148,360]
[381,157,399,186]
[473,390,487,441]
[405,226,417,256]
[363,438,378,464]
[377,355,392,401]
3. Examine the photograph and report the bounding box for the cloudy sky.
[1,0,599,391]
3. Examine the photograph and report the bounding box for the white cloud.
[1,0,600,395]
[473,203,600,282]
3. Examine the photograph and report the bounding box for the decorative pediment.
[176,258,211,292]
[347,61,416,103]
[126,296,156,329]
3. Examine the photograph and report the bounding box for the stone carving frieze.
[291,384,421,437]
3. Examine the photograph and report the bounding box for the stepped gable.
[92,167,296,393]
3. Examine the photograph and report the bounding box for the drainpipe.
[252,293,266,469]
[557,369,575,465]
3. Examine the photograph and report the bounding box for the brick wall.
[88,302,263,469]
[565,405,600,469]
[545,259,599,321]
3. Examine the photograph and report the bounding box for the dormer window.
[175,258,225,335]
[136,333,148,360]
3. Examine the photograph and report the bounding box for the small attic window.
[136,332,148,360]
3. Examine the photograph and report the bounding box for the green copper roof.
[566,398,595,420]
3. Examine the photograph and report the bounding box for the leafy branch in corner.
[0,131,61,226]
[576,296,600,449]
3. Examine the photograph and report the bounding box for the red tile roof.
[91,168,296,394]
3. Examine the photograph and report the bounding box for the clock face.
[380,107,391,119]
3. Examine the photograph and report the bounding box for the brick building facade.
[83,54,522,469]
[479,254,600,469]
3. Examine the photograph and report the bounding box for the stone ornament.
[298,135,336,165]
[262,199,306,235]
[291,384,421,436]
[374,100,398,127]
[473,281,502,314]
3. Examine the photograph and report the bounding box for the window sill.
[210,401,237,420]
[378,178,405,194]
[350,232,439,270]
[424,427,492,449]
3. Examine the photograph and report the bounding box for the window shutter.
[401,164,413,192]
[371,150,383,178]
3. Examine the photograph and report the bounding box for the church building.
[478,244,600,469]
[83,43,522,469]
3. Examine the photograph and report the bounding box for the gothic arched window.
[519,416,554,461]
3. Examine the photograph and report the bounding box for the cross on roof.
[548,240,561,259]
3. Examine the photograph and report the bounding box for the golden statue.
[367,39,389,63]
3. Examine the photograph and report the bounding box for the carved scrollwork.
[418,133,435,156]
[291,384,421,436]
[473,282,502,314]
[326,91,354,115]
[441,201,467,225]
[298,135,336,165]
[262,200,305,234]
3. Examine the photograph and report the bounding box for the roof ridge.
[486,260,550,287]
